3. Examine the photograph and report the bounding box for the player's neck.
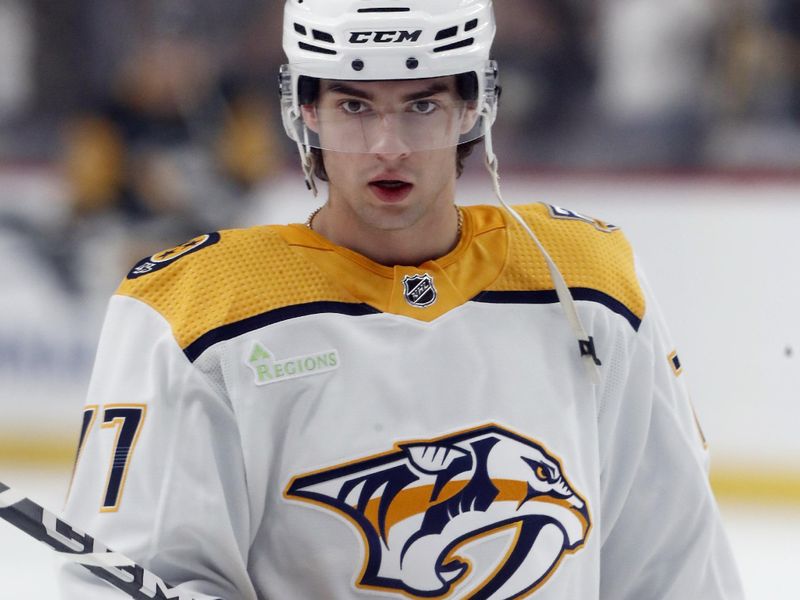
[311,193,461,267]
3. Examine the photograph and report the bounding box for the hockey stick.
[0,480,222,600]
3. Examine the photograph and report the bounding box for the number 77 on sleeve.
[72,404,147,513]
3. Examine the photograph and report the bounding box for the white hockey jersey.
[58,203,744,599]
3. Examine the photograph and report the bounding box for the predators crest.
[285,424,591,599]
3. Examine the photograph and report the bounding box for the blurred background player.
[58,7,283,294]
[57,1,744,598]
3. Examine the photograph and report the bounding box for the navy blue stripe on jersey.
[184,302,380,362]
[471,289,642,331]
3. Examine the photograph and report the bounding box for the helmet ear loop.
[279,65,317,195]
[479,64,501,191]
[481,101,501,200]
[295,120,318,197]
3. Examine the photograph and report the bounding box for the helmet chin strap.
[482,112,602,385]
[297,123,318,197]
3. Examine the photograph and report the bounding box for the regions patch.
[245,341,339,385]
[286,424,591,599]
[548,205,619,233]
[126,232,221,279]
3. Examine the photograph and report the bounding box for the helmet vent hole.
[357,7,411,13]
[433,38,475,53]
[435,26,458,41]
[294,23,307,36]
[312,29,335,43]
[299,41,338,56]
[465,19,478,31]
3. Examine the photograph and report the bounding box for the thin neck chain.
[305,205,323,229]
[306,204,463,238]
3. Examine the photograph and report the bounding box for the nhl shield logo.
[402,274,437,308]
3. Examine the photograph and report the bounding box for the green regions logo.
[245,342,339,386]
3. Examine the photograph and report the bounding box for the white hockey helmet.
[280,0,499,162]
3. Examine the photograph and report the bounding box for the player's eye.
[409,100,437,115]
[340,100,369,115]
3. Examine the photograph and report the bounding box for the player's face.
[304,77,475,234]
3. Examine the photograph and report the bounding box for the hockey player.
[58,1,745,598]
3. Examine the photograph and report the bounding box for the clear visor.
[281,68,488,153]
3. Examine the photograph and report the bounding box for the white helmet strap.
[296,126,318,196]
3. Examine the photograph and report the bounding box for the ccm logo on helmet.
[349,30,422,44]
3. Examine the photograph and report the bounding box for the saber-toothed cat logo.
[284,425,591,599]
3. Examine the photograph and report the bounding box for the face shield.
[280,64,494,154]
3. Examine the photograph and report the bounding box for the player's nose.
[367,114,412,159]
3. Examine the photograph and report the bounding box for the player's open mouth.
[368,180,414,203]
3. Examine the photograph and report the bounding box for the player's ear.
[301,104,320,134]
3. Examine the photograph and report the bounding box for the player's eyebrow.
[401,82,450,102]
[325,81,452,102]
[326,83,374,100]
